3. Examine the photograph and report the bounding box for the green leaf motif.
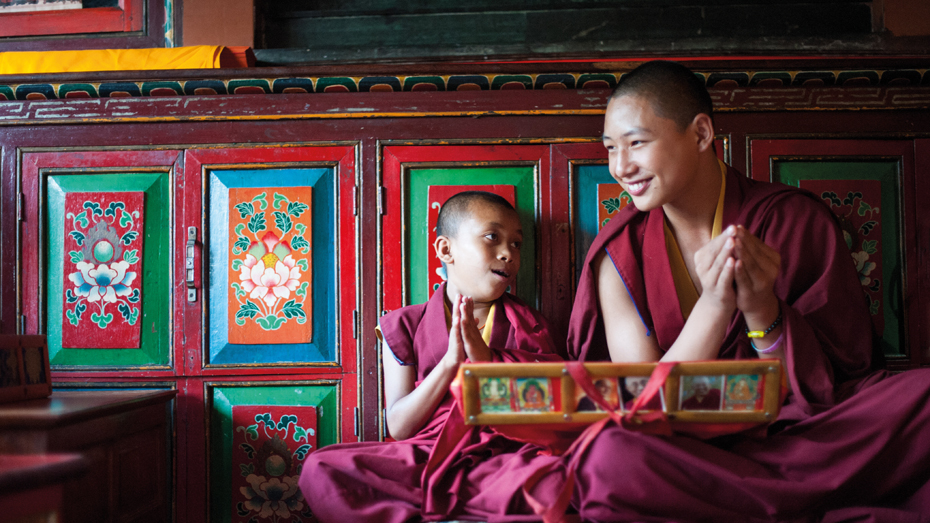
[254,413,273,426]
[294,425,310,443]
[118,209,133,228]
[232,259,243,270]
[293,444,313,460]
[65,289,80,304]
[123,249,139,264]
[239,443,255,459]
[104,201,125,218]
[257,314,286,330]
[274,211,293,234]
[869,299,880,315]
[602,197,622,214]
[862,239,878,255]
[120,231,138,246]
[234,202,255,219]
[273,192,288,210]
[600,218,611,228]
[72,210,89,229]
[69,231,86,246]
[233,236,250,255]
[297,259,309,272]
[90,312,113,329]
[235,301,260,325]
[276,414,298,431]
[235,223,246,236]
[245,424,259,440]
[287,201,309,218]
[251,192,268,211]
[83,201,103,217]
[69,251,83,263]
[291,235,310,254]
[296,281,309,298]
[248,212,266,234]
[295,223,306,236]
[231,282,247,299]
[281,299,306,321]
[239,463,254,477]
[66,309,80,326]
[127,289,141,303]
[857,200,872,217]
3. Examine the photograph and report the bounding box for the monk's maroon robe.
[300,284,566,522]
[567,165,930,521]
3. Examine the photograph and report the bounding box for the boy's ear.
[434,235,454,264]
[691,113,715,152]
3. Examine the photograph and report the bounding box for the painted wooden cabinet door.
[20,150,185,374]
[184,145,359,523]
[750,139,924,370]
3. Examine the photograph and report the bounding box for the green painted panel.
[407,167,537,306]
[773,160,904,356]
[210,383,338,523]
[46,173,171,367]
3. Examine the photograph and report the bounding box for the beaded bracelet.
[746,310,782,339]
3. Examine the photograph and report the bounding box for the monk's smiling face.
[602,94,706,213]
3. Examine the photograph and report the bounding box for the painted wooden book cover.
[232,405,317,522]
[61,192,144,349]
[227,188,313,345]
[426,185,515,293]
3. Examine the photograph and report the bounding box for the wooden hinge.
[16,193,24,221]
[352,185,358,216]
[352,309,359,340]
[353,407,360,437]
[378,186,385,216]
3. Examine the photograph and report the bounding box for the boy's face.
[602,94,702,213]
[437,202,522,303]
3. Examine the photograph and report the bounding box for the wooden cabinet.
[0,390,174,523]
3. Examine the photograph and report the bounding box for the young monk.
[568,60,930,521]
[300,191,565,522]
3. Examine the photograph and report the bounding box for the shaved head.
[612,60,714,131]
[436,191,516,238]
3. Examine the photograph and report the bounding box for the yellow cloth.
[444,301,496,344]
[665,160,728,319]
[0,46,225,75]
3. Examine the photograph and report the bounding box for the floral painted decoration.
[228,188,313,345]
[62,192,144,349]
[233,406,317,522]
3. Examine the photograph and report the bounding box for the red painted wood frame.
[183,145,360,379]
[19,149,185,379]
[0,0,143,38]
[749,139,925,370]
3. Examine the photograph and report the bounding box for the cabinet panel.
[20,150,183,373]
[750,139,920,368]
[207,381,338,523]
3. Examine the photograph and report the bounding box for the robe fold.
[567,165,930,521]
[300,284,566,523]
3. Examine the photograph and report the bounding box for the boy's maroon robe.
[567,165,930,521]
[300,284,566,523]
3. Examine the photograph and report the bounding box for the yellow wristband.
[744,310,782,339]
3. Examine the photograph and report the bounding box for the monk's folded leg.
[299,441,430,523]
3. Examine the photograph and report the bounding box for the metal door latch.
[186,226,199,302]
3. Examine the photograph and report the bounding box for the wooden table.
[0,389,176,523]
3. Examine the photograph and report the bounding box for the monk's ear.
[691,113,715,153]
[434,235,454,264]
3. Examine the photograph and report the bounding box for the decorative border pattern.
[0,69,928,101]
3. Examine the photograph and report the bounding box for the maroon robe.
[567,165,930,521]
[299,284,566,523]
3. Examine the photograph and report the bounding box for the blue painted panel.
[574,164,612,283]
[208,168,337,365]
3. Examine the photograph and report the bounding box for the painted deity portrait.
[575,377,620,412]
[679,375,724,411]
[479,377,513,413]
[515,378,552,413]
[621,376,665,412]
[723,374,764,411]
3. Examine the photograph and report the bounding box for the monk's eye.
[485,233,498,241]
[513,241,522,249]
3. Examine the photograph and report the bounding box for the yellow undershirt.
[664,160,728,320]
